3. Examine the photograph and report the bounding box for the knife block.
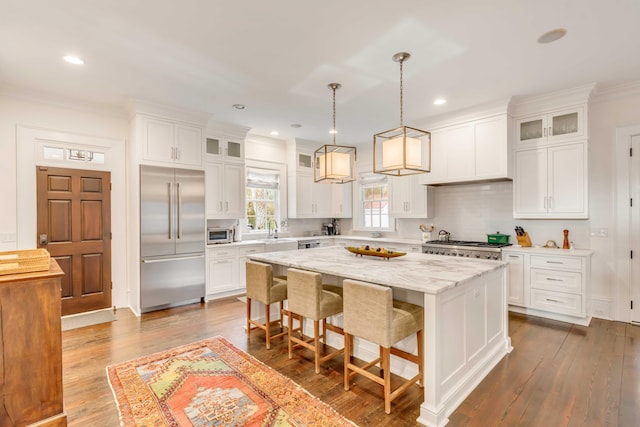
[516,232,532,247]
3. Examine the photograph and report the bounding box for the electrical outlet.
[0,233,16,243]
[590,228,608,237]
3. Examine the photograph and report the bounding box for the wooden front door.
[36,166,112,315]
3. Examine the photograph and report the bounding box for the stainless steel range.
[422,240,511,260]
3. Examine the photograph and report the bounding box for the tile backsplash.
[395,181,590,249]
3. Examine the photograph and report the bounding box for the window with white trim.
[359,173,390,230]
[245,167,280,232]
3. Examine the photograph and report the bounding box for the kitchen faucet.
[267,219,278,239]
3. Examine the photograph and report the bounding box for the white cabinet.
[502,247,593,325]
[140,115,204,167]
[516,106,585,145]
[445,123,475,182]
[288,173,335,218]
[529,254,585,317]
[389,175,434,218]
[237,244,264,289]
[296,152,314,172]
[286,139,352,219]
[330,182,352,218]
[206,135,244,162]
[206,161,245,219]
[206,247,238,296]
[474,115,510,179]
[419,114,511,185]
[514,142,587,218]
[505,253,524,306]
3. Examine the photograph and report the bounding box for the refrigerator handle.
[177,182,182,239]
[168,182,173,239]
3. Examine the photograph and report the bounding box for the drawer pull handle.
[545,298,561,303]
[546,278,563,282]
[546,261,563,264]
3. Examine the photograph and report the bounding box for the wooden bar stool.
[245,260,288,349]
[286,268,344,374]
[342,279,424,414]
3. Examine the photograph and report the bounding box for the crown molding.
[511,83,597,117]
[0,83,127,118]
[419,97,513,131]
[591,80,640,104]
[207,120,251,139]
[125,98,212,126]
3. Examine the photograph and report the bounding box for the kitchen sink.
[257,238,298,252]
[259,238,296,244]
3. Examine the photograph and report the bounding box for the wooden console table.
[0,259,66,427]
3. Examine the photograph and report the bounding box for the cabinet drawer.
[207,247,236,258]
[238,245,264,256]
[530,268,582,294]
[530,255,582,270]
[530,289,583,316]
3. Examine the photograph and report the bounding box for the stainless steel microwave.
[207,227,233,244]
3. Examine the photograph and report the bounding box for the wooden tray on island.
[345,246,406,260]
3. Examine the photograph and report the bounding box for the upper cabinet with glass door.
[206,135,244,162]
[516,106,585,145]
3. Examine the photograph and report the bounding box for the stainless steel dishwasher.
[298,240,320,249]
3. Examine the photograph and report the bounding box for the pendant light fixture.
[374,52,431,176]
[314,83,357,184]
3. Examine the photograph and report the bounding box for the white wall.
[0,90,130,308]
[589,86,640,319]
[2,85,639,320]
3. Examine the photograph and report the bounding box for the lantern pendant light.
[374,52,431,176]
[314,83,357,183]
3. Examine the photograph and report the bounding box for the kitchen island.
[249,246,511,427]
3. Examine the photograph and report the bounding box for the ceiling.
[1,0,639,144]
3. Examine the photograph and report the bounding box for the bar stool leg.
[265,302,271,349]
[322,318,327,345]
[314,320,321,374]
[246,297,252,338]
[344,332,352,391]
[288,312,294,359]
[279,301,284,331]
[382,346,392,414]
[417,329,424,388]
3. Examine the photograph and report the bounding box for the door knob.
[39,234,48,245]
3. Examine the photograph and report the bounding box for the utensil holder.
[516,232,532,247]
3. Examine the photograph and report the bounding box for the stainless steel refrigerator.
[140,165,205,312]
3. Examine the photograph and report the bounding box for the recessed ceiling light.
[232,104,245,110]
[290,123,302,128]
[269,131,279,136]
[63,55,84,65]
[433,98,447,106]
[537,28,567,44]
[329,129,337,135]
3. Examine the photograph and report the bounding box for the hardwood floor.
[61,299,640,427]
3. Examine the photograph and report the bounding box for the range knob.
[475,254,481,258]
[458,253,464,257]
[485,255,492,259]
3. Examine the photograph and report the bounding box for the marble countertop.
[207,235,425,248]
[502,246,594,256]
[248,246,506,295]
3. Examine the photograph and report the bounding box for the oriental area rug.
[106,336,356,426]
